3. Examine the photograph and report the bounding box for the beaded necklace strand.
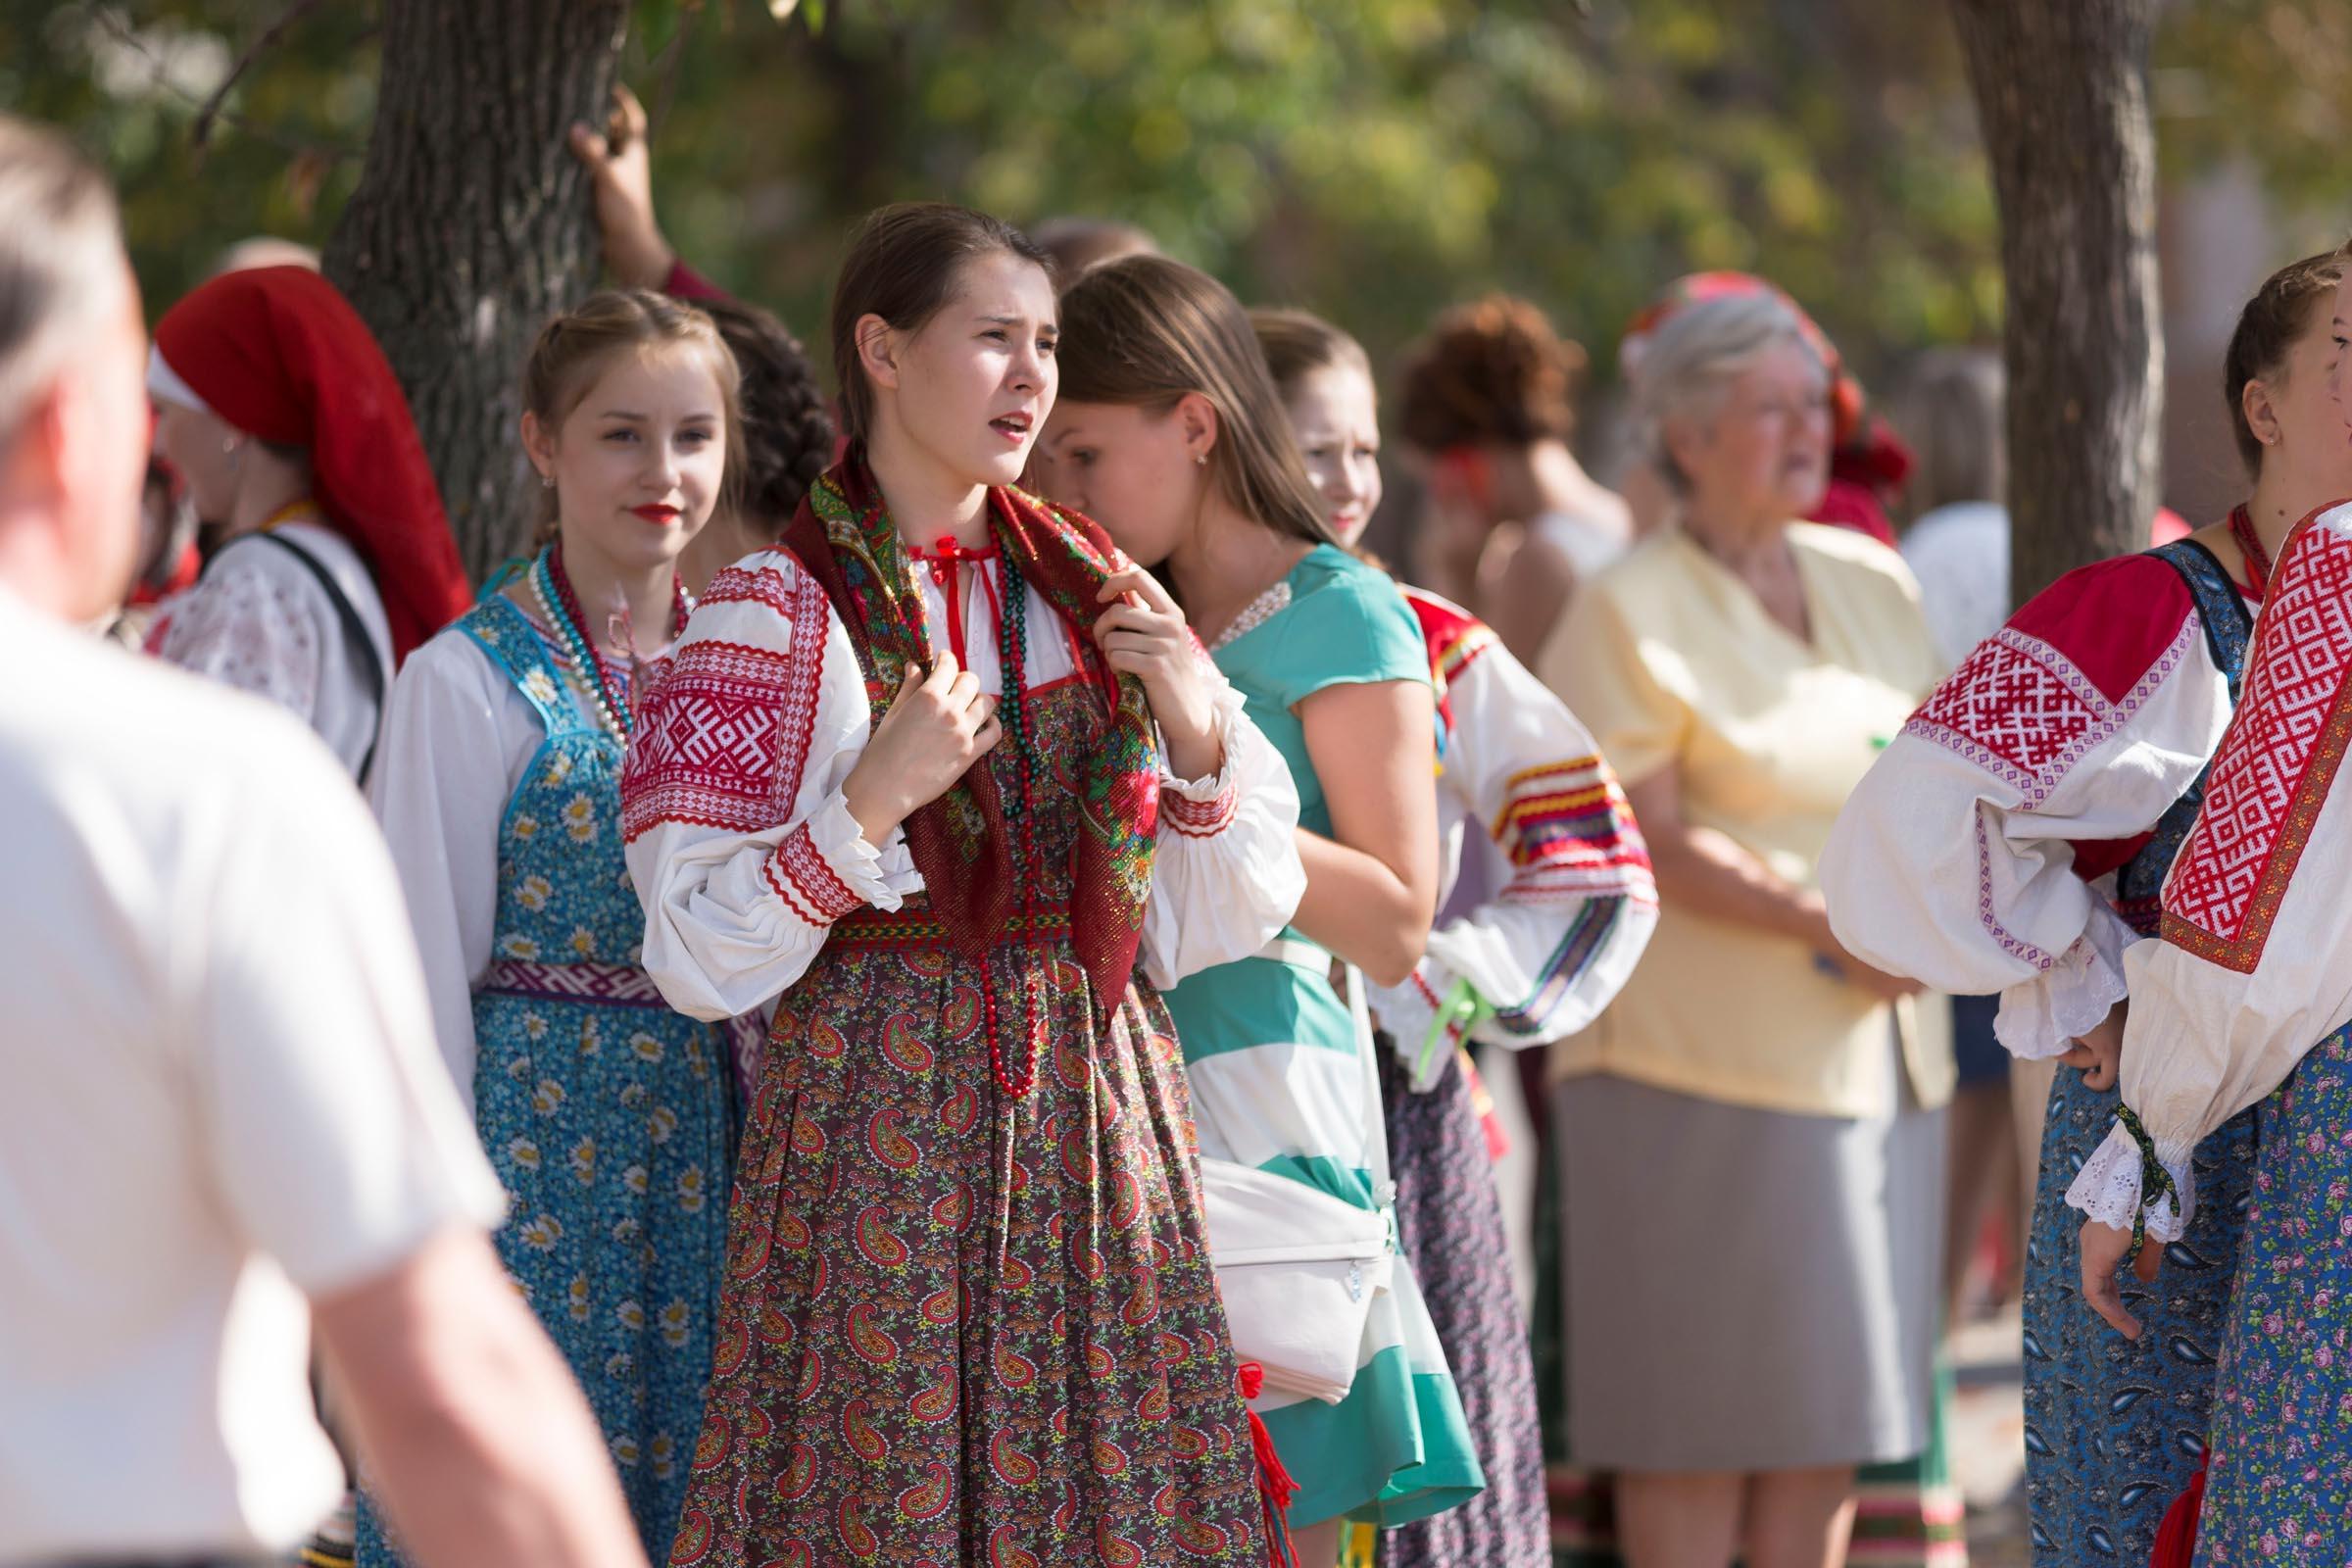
[528,544,686,743]
[981,542,1047,1101]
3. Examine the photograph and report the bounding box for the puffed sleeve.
[1370,607,1658,1088]
[149,542,325,726]
[1139,652,1305,991]
[366,629,520,1113]
[2068,504,2352,1242]
[1821,553,2234,1059]
[620,553,921,1020]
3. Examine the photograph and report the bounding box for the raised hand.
[1094,566,1220,780]
[566,84,674,290]
[840,650,1002,842]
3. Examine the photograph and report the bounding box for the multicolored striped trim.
[829,906,1075,950]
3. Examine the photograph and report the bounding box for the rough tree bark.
[1947,0,2163,609]
[323,0,630,584]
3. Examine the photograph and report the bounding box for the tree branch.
[192,0,329,150]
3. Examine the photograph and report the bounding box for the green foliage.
[6,0,2341,400]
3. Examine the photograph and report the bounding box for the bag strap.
[244,530,390,782]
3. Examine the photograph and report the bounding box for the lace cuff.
[2063,1120,2196,1245]
[1993,906,2133,1060]
[766,789,918,921]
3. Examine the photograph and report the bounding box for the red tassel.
[2149,1447,2208,1568]
[1237,1362,1300,1568]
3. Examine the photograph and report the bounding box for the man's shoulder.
[0,605,358,828]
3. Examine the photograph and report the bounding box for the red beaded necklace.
[2228,505,2274,599]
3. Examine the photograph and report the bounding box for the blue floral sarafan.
[359,588,734,1564]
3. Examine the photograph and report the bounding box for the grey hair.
[1631,292,1822,494]
[0,116,123,448]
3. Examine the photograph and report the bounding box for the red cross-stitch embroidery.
[620,562,828,843]
[1905,621,2191,803]
[2163,520,2352,971]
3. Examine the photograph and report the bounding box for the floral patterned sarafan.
[356,588,735,1566]
[666,676,1266,1565]
[2196,1022,2352,1565]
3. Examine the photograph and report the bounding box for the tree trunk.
[323,0,629,584]
[1947,0,2162,609]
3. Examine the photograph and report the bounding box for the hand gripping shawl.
[781,458,1161,1003]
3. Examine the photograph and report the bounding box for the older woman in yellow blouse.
[1536,294,1953,1568]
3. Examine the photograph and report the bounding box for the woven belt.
[479,957,669,1006]
[828,907,1075,950]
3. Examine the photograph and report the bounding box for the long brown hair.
[1250,306,1372,401]
[520,288,744,535]
[827,202,1052,448]
[2224,249,2346,474]
[1057,256,1335,547]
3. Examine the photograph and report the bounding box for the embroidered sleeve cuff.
[1993,910,2133,1060]
[760,791,914,924]
[1157,683,1244,837]
[2063,1120,2196,1244]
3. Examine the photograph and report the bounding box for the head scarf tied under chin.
[782,457,1161,1004]
[149,266,470,664]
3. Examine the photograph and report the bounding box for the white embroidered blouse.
[2066,502,2352,1240]
[618,546,1306,1024]
[1366,587,1658,1088]
[146,522,393,780]
[1822,547,2255,1061]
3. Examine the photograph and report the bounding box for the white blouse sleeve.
[620,554,920,1022]
[150,545,326,726]
[1821,555,2234,1059]
[366,631,524,1114]
[1366,621,1658,1090]
[2069,504,2352,1241]
[1138,658,1305,992]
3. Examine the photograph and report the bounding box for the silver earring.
[540,471,554,489]
[1194,452,1207,466]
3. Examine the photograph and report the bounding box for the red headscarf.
[150,266,469,663]
[1620,270,1914,547]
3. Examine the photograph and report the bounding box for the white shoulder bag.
[1200,942,1396,1405]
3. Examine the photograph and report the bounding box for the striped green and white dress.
[1165,543,1483,1530]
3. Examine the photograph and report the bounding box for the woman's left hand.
[2079,1216,2163,1340]
[1094,566,1220,780]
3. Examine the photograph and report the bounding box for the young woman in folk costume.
[144,266,471,780]
[355,289,746,1563]
[1823,251,2352,1566]
[1032,254,1477,1568]
[619,204,1308,1566]
[1253,307,1659,1568]
[2068,504,2352,1560]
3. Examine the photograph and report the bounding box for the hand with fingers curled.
[1094,565,1221,781]
[566,83,674,291]
[840,650,1002,843]
[2079,1215,2163,1341]
[2059,1000,2127,1092]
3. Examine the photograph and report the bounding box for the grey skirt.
[1554,1062,1945,1473]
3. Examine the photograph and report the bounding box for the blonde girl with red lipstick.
[357,289,745,1566]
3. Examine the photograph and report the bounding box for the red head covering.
[1620,270,1915,547]
[151,266,469,663]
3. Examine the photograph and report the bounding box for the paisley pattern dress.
[358,592,736,1564]
[619,491,1309,1567]
[672,680,1264,1566]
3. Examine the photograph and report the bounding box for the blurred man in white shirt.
[0,113,649,1568]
